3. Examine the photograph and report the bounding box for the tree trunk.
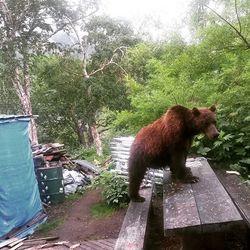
[13,67,38,145]
[76,120,86,147]
[29,118,38,145]
[91,124,103,156]
[87,125,94,147]
[0,0,38,144]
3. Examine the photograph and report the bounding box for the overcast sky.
[99,0,193,40]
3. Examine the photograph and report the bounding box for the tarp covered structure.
[0,116,45,239]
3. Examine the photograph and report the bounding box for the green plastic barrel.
[36,166,65,205]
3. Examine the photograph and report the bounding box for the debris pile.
[0,236,116,249]
[0,236,80,250]
[32,143,99,199]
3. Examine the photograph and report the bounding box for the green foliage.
[92,171,129,207]
[65,191,85,201]
[31,53,129,146]
[244,179,250,188]
[70,145,110,165]
[0,0,95,116]
[113,2,250,175]
[30,15,138,149]
[90,202,117,218]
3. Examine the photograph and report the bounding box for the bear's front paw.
[182,175,199,183]
[130,196,146,202]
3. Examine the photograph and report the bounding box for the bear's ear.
[192,107,200,116]
[209,105,216,112]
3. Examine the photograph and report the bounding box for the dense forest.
[0,0,249,177]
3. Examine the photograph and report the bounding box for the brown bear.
[128,105,219,202]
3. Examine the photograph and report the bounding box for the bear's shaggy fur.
[128,105,219,202]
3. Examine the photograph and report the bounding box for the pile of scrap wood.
[32,143,100,195]
[32,143,72,169]
[0,236,81,250]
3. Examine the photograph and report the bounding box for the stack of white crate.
[110,137,163,186]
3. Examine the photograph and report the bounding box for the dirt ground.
[34,189,127,242]
[34,170,250,250]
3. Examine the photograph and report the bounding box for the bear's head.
[192,105,219,140]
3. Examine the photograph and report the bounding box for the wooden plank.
[163,169,201,235]
[114,187,153,250]
[79,242,93,250]
[96,239,116,248]
[80,239,116,250]
[81,241,100,250]
[8,238,26,247]
[87,240,109,250]
[0,238,19,248]
[105,238,117,245]
[9,242,23,250]
[25,236,59,242]
[191,159,244,232]
[216,170,250,228]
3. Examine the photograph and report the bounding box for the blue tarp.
[0,116,44,238]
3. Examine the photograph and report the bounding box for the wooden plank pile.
[32,143,73,169]
[110,137,164,186]
[32,143,99,196]
[0,236,60,250]
[0,237,116,250]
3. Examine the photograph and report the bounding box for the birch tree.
[0,0,97,144]
[32,16,138,156]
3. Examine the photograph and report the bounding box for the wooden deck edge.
[215,171,250,229]
[114,187,153,250]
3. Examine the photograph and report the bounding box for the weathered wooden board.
[0,238,19,248]
[163,170,201,235]
[191,159,243,232]
[114,187,153,250]
[80,238,116,250]
[216,170,250,228]
[163,158,244,235]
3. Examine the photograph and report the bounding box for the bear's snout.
[212,131,220,139]
[205,124,219,140]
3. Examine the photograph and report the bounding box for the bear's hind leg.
[128,160,147,202]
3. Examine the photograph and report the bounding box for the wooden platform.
[114,187,153,250]
[163,158,244,235]
[216,170,250,228]
[80,238,116,250]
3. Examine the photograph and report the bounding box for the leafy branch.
[205,1,250,49]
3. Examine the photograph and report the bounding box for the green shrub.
[92,171,129,207]
[191,106,250,176]
[90,202,117,218]
[69,146,110,165]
